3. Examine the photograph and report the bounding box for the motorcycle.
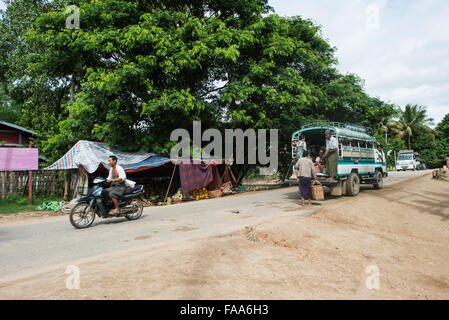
[69,177,144,229]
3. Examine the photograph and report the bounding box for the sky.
[269,0,449,125]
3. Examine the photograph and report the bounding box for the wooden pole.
[51,171,56,195]
[9,172,14,196]
[64,171,69,201]
[72,170,80,200]
[1,171,5,200]
[163,164,177,205]
[28,143,32,205]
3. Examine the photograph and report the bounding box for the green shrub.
[16,197,29,205]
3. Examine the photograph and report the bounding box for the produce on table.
[193,188,208,199]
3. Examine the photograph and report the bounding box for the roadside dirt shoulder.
[1,174,448,299]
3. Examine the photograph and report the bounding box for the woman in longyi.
[294,150,317,206]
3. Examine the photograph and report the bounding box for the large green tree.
[2,0,399,178]
[0,0,68,149]
[436,113,449,142]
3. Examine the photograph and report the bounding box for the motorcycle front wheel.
[125,198,143,220]
[70,202,96,229]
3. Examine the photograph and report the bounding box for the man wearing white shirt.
[323,130,338,179]
[375,145,385,164]
[102,155,127,215]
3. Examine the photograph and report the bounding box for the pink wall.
[0,148,38,171]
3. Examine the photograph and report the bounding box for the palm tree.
[388,104,434,150]
[377,109,399,144]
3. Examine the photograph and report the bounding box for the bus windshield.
[398,154,413,161]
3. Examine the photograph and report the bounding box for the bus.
[286,122,388,197]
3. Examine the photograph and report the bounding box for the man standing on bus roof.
[323,130,338,180]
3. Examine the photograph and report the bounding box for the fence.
[0,170,78,200]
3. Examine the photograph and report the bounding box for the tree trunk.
[1,172,6,199]
[64,171,70,200]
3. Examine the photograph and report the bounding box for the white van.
[396,150,420,171]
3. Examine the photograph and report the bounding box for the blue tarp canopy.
[45,140,172,173]
[124,155,172,172]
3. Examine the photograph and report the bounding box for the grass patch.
[242,170,282,184]
[0,194,63,215]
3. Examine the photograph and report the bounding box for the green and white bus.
[287,122,388,197]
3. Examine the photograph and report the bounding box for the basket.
[311,181,324,201]
[209,189,222,198]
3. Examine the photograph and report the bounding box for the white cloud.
[268,0,449,125]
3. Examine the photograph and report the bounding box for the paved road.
[0,170,430,282]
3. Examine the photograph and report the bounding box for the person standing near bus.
[314,149,325,173]
[292,134,307,178]
[297,134,307,158]
[323,130,338,180]
[294,150,317,206]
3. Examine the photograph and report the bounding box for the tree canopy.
[0,0,446,174]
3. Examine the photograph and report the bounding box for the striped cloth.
[179,161,214,194]
[45,140,165,173]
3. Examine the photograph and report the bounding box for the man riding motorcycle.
[103,155,126,215]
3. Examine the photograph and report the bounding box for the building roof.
[0,120,36,135]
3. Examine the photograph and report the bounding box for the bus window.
[359,141,365,158]
[341,138,352,158]
[366,141,374,159]
[352,141,361,158]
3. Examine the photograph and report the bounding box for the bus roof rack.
[300,122,374,135]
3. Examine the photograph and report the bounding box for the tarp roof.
[45,140,171,173]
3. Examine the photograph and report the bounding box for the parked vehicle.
[396,150,421,171]
[69,177,144,229]
[286,122,388,197]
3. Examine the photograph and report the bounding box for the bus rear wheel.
[373,170,384,189]
[346,173,360,196]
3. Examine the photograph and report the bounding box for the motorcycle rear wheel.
[70,202,96,229]
[125,198,143,220]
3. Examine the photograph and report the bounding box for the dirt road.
[1,170,448,299]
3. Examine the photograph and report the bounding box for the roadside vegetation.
[0,194,63,214]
